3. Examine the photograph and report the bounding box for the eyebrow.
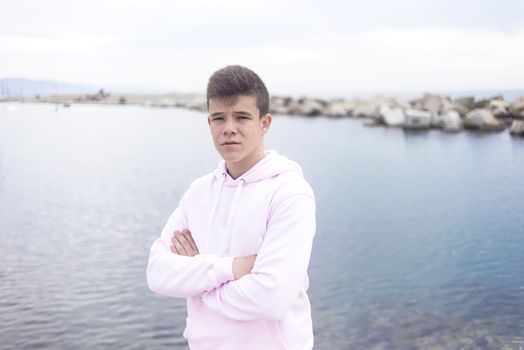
[233,111,253,117]
[210,111,254,118]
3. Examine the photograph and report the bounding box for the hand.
[232,255,257,280]
[170,230,199,257]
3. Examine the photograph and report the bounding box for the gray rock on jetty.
[296,98,325,116]
[509,95,524,119]
[463,109,505,131]
[381,106,405,126]
[404,109,432,129]
[438,111,463,132]
[489,99,509,118]
[510,120,524,135]
[411,93,455,118]
[352,99,378,118]
[324,100,354,118]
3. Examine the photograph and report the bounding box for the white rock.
[411,93,454,117]
[380,106,405,126]
[453,96,476,116]
[270,96,291,115]
[488,99,509,118]
[388,97,412,109]
[404,109,432,129]
[509,120,524,135]
[464,108,504,131]
[324,100,354,117]
[352,100,377,118]
[186,96,207,111]
[509,95,524,118]
[297,98,324,116]
[440,110,463,132]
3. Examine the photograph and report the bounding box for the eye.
[212,117,224,121]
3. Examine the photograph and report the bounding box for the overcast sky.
[1,0,524,97]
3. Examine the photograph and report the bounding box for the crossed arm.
[148,192,315,321]
[170,229,256,280]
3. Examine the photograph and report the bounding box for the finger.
[183,231,198,252]
[171,232,186,255]
[170,240,183,254]
[175,235,193,256]
[174,237,188,256]
[171,240,182,255]
[172,231,180,246]
[173,231,185,245]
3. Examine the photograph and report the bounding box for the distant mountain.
[0,78,99,97]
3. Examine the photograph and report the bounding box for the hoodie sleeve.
[200,191,316,321]
[146,189,235,298]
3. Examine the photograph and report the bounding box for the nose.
[223,117,237,135]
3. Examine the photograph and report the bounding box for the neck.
[226,149,265,179]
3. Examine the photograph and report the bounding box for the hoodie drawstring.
[224,178,245,253]
[206,172,226,250]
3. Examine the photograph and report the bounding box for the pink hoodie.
[147,150,316,349]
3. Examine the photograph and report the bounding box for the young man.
[147,65,316,349]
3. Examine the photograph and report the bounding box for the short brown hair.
[207,65,269,116]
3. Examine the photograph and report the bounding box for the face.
[208,95,271,176]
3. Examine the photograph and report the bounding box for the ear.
[207,115,211,127]
[261,113,272,134]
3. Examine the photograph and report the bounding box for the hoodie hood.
[212,150,304,185]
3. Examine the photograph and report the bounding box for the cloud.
[1,0,523,95]
[1,34,116,54]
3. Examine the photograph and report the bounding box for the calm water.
[1,103,523,349]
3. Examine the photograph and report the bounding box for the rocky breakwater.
[9,90,524,136]
[269,93,524,136]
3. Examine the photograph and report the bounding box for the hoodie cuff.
[214,256,235,285]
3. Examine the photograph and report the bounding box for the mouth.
[221,141,241,146]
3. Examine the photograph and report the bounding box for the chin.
[218,151,243,163]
